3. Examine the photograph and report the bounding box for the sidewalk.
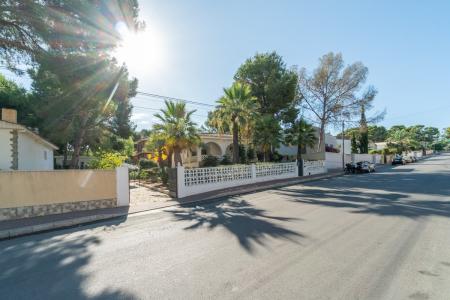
[0,170,343,240]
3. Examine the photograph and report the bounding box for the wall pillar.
[176,163,186,198]
[251,164,256,182]
[10,130,18,170]
[116,166,129,206]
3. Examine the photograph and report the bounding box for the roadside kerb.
[0,171,343,240]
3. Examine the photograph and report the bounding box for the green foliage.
[253,114,282,161]
[445,127,450,139]
[246,148,256,161]
[369,149,382,154]
[351,132,359,153]
[0,1,143,69]
[139,158,157,169]
[239,145,247,164]
[210,82,257,163]
[88,152,126,169]
[153,100,200,167]
[386,125,440,152]
[337,127,360,140]
[201,155,219,167]
[220,155,232,165]
[0,74,37,125]
[367,125,387,142]
[234,52,298,116]
[284,119,317,161]
[359,131,369,154]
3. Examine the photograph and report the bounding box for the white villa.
[134,128,350,168]
[0,108,58,171]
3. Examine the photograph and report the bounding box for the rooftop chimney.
[1,108,17,124]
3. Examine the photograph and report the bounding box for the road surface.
[1,153,450,299]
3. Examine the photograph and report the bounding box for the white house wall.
[0,129,12,170]
[18,133,54,170]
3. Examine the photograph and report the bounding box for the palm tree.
[153,100,199,167]
[285,119,317,175]
[253,114,282,162]
[213,82,257,163]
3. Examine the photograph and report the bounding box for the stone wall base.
[0,199,116,221]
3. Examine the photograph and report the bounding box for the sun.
[113,22,166,74]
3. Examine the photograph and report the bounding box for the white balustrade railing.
[303,160,327,176]
[255,162,297,179]
[177,162,298,198]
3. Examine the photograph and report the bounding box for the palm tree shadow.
[169,198,305,254]
[0,223,136,299]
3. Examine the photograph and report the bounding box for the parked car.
[392,155,405,165]
[356,161,376,173]
[402,155,413,163]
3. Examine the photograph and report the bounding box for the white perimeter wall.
[0,130,12,170]
[325,152,352,169]
[18,133,54,170]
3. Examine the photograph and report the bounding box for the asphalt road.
[1,154,450,300]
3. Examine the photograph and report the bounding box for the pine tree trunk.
[70,116,88,169]
[318,122,325,153]
[62,143,68,169]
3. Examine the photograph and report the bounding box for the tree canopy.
[234,52,298,118]
[0,0,143,69]
[298,52,368,151]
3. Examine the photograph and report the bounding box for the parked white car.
[356,161,376,173]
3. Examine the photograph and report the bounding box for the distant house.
[277,127,351,160]
[0,108,58,171]
[373,142,388,151]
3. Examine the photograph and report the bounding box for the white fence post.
[251,163,256,182]
[177,163,186,198]
[116,166,129,207]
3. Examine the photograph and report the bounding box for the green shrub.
[220,155,232,165]
[201,155,219,167]
[88,152,126,169]
[129,170,139,180]
[159,168,169,185]
[139,158,157,169]
[239,145,247,164]
[247,147,256,161]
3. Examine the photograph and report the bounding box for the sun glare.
[114,22,166,74]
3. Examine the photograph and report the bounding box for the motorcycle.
[344,163,356,174]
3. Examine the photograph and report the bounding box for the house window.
[44,151,47,160]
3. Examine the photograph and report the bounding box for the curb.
[0,213,126,240]
[0,172,344,240]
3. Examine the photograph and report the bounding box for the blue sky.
[3,0,450,133]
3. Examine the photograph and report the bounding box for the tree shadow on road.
[0,221,136,300]
[326,170,450,197]
[169,198,305,254]
[272,171,450,219]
